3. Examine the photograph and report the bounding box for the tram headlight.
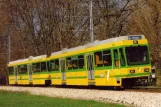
[144,68,149,72]
[130,70,135,73]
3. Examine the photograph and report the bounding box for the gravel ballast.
[0,86,160,107]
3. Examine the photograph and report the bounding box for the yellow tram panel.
[94,70,114,86]
[66,79,88,85]
[32,74,48,79]
[9,80,15,85]
[66,71,88,85]
[33,80,45,85]
[66,71,87,77]
[50,73,62,85]
[19,75,28,79]
[18,80,29,85]
[51,79,62,85]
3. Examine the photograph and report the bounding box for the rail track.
[124,86,161,93]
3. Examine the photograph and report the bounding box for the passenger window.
[41,62,47,72]
[94,51,103,67]
[32,63,40,72]
[8,67,14,75]
[50,59,59,71]
[78,55,84,69]
[18,65,27,74]
[66,57,72,70]
[119,48,126,66]
[50,60,55,71]
[103,50,112,66]
[114,49,119,67]
[55,59,59,71]
[72,56,78,69]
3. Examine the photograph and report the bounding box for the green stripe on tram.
[66,76,87,79]
[112,72,151,78]
[51,77,61,79]
[18,78,29,80]
[95,76,104,78]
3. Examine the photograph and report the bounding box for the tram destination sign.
[128,36,142,40]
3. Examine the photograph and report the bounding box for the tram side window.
[41,62,47,72]
[18,65,27,74]
[94,51,103,67]
[8,67,14,75]
[119,48,126,66]
[50,59,59,71]
[32,63,40,72]
[78,55,84,69]
[66,57,72,70]
[103,50,112,66]
[66,55,85,70]
[72,56,78,69]
[50,60,55,71]
[55,59,59,71]
[114,49,119,67]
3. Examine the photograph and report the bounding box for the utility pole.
[7,25,11,85]
[89,0,94,42]
[8,35,10,62]
[6,35,10,85]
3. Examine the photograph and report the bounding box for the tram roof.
[51,35,145,56]
[8,35,145,66]
[8,55,47,66]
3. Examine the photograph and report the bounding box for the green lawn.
[0,91,125,107]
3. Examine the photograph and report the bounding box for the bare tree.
[92,0,135,40]
[0,0,139,78]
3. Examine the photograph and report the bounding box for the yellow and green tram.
[8,35,152,88]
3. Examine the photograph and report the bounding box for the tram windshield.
[125,46,149,65]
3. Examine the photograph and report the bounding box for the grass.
[0,90,125,107]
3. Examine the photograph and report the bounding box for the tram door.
[14,66,18,83]
[86,54,94,80]
[60,59,66,81]
[113,49,121,81]
[28,64,32,83]
[113,49,120,71]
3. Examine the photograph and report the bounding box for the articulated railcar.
[8,35,152,88]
